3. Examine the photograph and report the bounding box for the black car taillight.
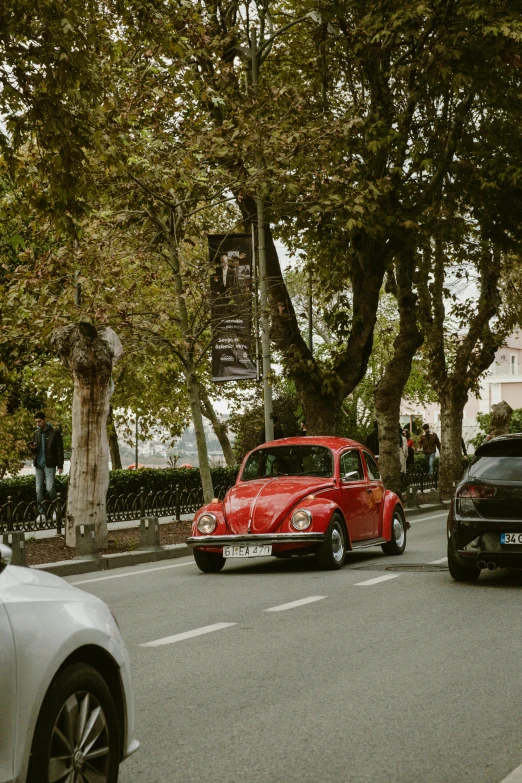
[456,483,496,499]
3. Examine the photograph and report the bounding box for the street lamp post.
[250,26,274,441]
[135,415,139,470]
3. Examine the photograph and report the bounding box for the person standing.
[30,412,64,517]
[405,431,415,469]
[399,426,408,475]
[418,423,441,474]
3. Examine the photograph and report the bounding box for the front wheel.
[447,542,480,582]
[381,509,407,555]
[193,548,226,573]
[27,662,120,783]
[316,514,346,570]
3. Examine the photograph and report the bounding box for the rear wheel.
[381,509,407,555]
[193,548,226,573]
[27,662,120,783]
[447,542,480,582]
[316,514,346,570]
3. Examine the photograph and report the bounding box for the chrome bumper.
[187,533,325,547]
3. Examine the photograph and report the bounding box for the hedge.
[0,466,239,506]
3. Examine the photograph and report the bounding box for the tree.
[52,323,123,548]
[418,237,521,498]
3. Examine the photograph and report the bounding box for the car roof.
[475,433,522,458]
[256,436,363,452]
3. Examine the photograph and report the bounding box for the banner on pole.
[208,233,257,382]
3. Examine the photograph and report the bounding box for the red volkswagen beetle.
[187,437,407,573]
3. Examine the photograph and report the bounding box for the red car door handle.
[366,487,373,493]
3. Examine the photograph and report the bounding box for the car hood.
[7,565,85,592]
[224,477,334,534]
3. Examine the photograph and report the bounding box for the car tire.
[27,662,120,783]
[193,548,226,573]
[316,514,346,570]
[381,508,407,556]
[447,542,480,582]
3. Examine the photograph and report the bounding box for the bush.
[0,466,239,506]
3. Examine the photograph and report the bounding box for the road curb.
[33,543,191,577]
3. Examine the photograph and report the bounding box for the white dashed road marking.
[140,622,237,647]
[354,574,401,586]
[499,762,522,782]
[71,561,194,585]
[428,557,448,565]
[265,596,327,612]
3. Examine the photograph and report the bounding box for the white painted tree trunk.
[52,324,123,548]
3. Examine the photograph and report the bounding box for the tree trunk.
[199,386,235,466]
[374,248,424,497]
[301,387,344,435]
[52,323,123,548]
[165,229,215,503]
[185,363,214,502]
[438,388,467,499]
[107,405,122,470]
[238,199,390,435]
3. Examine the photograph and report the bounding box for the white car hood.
[6,565,85,592]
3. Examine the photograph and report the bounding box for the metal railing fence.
[0,481,234,535]
[401,468,439,492]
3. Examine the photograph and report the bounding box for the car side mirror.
[341,470,360,482]
[0,543,12,573]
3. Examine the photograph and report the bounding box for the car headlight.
[291,509,312,531]
[197,513,217,534]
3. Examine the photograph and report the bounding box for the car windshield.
[241,445,333,481]
[469,456,522,482]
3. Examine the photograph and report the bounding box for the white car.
[0,543,138,783]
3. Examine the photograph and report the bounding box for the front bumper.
[187,533,325,548]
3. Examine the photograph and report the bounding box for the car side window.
[242,452,262,480]
[363,451,381,481]
[340,450,364,481]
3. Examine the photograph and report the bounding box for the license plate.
[500,533,522,545]
[223,545,272,558]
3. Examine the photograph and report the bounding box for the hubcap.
[48,691,110,783]
[331,524,345,562]
[393,515,405,549]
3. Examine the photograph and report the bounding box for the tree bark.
[199,385,236,466]
[374,247,424,497]
[185,363,214,501]
[260,215,389,434]
[438,388,467,499]
[107,405,122,470]
[52,323,123,548]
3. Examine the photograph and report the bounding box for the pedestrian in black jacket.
[29,412,64,516]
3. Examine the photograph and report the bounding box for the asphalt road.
[67,509,522,783]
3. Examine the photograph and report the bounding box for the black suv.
[448,434,522,582]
